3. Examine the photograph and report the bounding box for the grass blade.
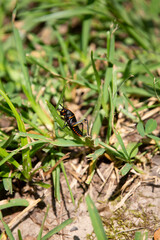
[0,213,15,240]
[2,178,12,194]
[18,230,23,240]
[0,89,31,178]
[36,8,93,22]
[41,218,74,240]
[91,51,101,92]
[86,194,108,240]
[114,129,129,160]
[0,147,21,168]
[37,205,50,240]
[103,30,115,105]
[0,199,29,210]
[60,161,75,204]
[55,163,61,201]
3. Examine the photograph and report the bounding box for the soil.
[0,153,160,240]
[0,106,160,240]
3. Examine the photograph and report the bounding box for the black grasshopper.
[58,104,89,137]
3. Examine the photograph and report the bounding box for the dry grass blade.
[113,180,141,212]
[141,107,160,121]
[8,190,50,229]
[44,152,70,177]
[100,162,114,191]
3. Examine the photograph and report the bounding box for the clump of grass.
[0,0,160,239]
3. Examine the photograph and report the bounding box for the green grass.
[0,0,160,239]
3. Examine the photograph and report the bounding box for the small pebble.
[70,226,78,232]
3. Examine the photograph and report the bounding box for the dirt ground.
[0,153,160,240]
[1,110,160,240]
